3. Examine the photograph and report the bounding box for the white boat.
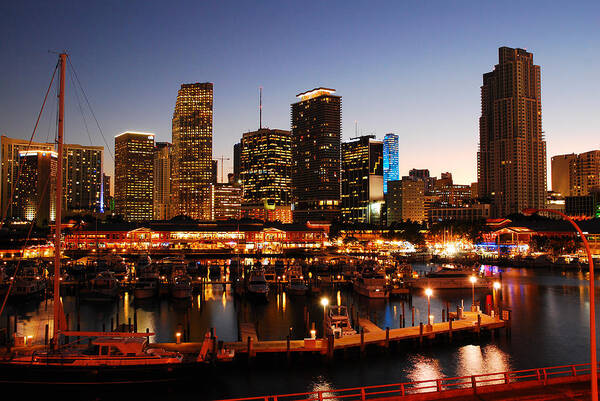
[247,268,269,299]
[353,267,388,299]
[412,267,492,289]
[11,264,47,299]
[325,305,356,338]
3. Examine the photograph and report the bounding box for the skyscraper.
[212,183,242,220]
[386,178,425,224]
[114,131,154,221]
[172,82,213,220]
[341,135,384,224]
[62,144,104,212]
[14,150,57,223]
[551,153,576,197]
[153,142,172,220]
[478,47,547,217]
[383,133,399,194]
[552,151,600,197]
[291,88,341,223]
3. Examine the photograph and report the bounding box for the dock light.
[493,281,501,290]
[425,288,433,318]
[175,332,182,344]
[470,276,477,310]
[320,297,329,307]
[310,329,316,339]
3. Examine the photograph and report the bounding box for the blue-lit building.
[383,133,399,194]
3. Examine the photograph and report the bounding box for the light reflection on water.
[4,264,600,399]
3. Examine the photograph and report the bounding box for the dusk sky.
[1,1,598,186]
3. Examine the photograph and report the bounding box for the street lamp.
[493,281,501,311]
[523,208,597,400]
[470,275,477,310]
[425,288,433,318]
[320,297,329,338]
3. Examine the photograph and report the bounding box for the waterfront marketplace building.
[62,220,328,255]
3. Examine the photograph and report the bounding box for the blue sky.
[1,1,598,185]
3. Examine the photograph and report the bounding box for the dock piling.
[412,307,415,326]
[385,327,390,348]
[360,328,365,355]
[419,322,423,346]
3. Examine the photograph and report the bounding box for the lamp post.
[523,208,597,400]
[493,281,501,309]
[470,275,477,310]
[425,288,432,317]
[320,297,329,337]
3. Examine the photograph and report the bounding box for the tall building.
[291,88,341,223]
[172,82,213,220]
[212,183,242,220]
[1,135,53,218]
[14,150,57,223]
[240,128,292,218]
[551,153,576,197]
[103,174,112,213]
[383,133,399,194]
[478,47,547,217]
[153,142,172,220]
[233,142,241,183]
[341,135,384,224]
[386,178,425,224]
[408,168,435,192]
[570,151,600,196]
[63,144,104,212]
[114,132,154,221]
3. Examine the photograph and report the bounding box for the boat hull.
[412,278,492,289]
[353,283,388,299]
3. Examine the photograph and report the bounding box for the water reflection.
[406,355,444,382]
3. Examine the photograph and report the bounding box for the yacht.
[325,305,357,338]
[10,264,47,299]
[169,267,192,299]
[412,266,492,289]
[247,268,269,299]
[80,271,120,301]
[133,263,160,299]
[353,266,389,299]
[286,276,308,296]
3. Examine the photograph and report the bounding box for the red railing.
[218,363,598,401]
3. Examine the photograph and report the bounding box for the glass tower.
[383,133,399,194]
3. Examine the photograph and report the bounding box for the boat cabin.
[92,337,147,357]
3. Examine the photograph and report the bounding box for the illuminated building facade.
[386,178,425,224]
[212,183,241,220]
[14,150,57,223]
[1,135,53,218]
[62,144,103,212]
[383,133,399,194]
[172,83,213,220]
[153,142,172,220]
[478,47,547,217]
[291,88,341,223]
[552,151,600,198]
[114,132,154,221]
[240,128,292,221]
[233,142,241,183]
[341,135,383,224]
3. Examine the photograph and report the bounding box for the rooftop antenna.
[259,86,263,129]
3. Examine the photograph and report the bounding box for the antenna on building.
[353,120,358,139]
[259,86,263,129]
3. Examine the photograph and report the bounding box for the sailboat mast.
[53,53,66,343]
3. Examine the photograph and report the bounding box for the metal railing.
[218,363,597,401]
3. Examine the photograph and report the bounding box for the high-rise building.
[408,168,436,192]
[383,133,399,194]
[478,47,547,217]
[63,144,103,212]
[14,150,57,223]
[211,159,218,185]
[153,142,172,220]
[291,88,341,223]
[386,178,425,224]
[240,128,292,217]
[233,142,241,184]
[103,174,112,213]
[341,135,384,224]
[1,135,53,218]
[551,153,576,197]
[172,82,213,220]
[212,183,242,220]
[114,132,154,221]
[570,151,600,196]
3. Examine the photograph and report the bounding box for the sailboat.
[0,53,224,384]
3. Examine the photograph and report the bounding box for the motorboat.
[247,268,269,299]
[286,276,308,296]
[10,264,47,299]
[169,267,192,299]
[209,262,222,278]
[353,266,388,299]
[412,266,492,289]
[80,271,120,301]
[134,263,160,299]
[325,305,357,338]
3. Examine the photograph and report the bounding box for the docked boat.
[209,262,222,278]
[325,305,357,338]
[80,271,120,301]
[134,263,160,299]
[353,267,389,299]
[10,264,47,299]
[247,268,269,299]
[286,276,308,296]
[412,266,492,289]
[169,267,192,299]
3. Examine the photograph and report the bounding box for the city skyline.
[1,1,598,186]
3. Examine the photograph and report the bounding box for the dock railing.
[218,362,598,401]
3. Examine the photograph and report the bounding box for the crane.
[214,155,230,183]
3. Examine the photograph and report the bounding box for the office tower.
[103,174,112,212]
[470,182,479,199]
[408,168,435,192]
[114,132,154,221]
[153,142,172,220]
[172,82,213,220]
[14,150,57,223]
[211,160,218,185]
[233,142,241,183]
[62,144,103,212]
[1,135,53,218]
[212,183,242,220]
[240,128,292,219]
[478,47,547,217]
[291,88,341,223]
[570,151,600,196]
[551,154,576,197]
[383,133,399,194]
[341,135,384,224]
[386,178,425,224]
